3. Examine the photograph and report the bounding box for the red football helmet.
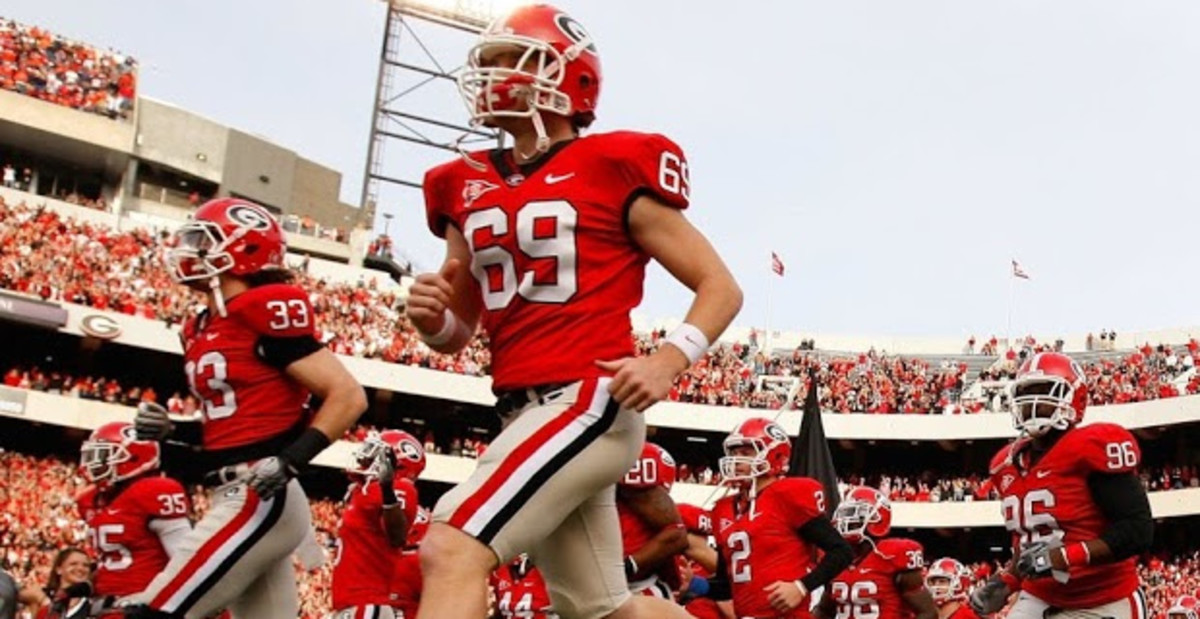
[925,557,971,604]
[622,442,677,491]
[833,486,892,542]
[166,198,287,286]
[1009,352,1088,437]
[719,417,792,482]
[458,4,602,142]
[350,430,426,481]
[81,422,161,486]
[1169,595,1200,619]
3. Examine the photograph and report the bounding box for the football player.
[77,422,191,611]
[490,555,558,619]
[674,504,733,619]
[406,4,741,619]
[816,486,937,619]
[126,198,368,618]
[969,352,1153,619]
[618,442,688,599]
[331,431,423,619]
[1168,595,1200,619]
[700,418,853,618]
[925,558,980,619]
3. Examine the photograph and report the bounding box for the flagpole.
[1006,267,1015,352]
[765,254,774,354]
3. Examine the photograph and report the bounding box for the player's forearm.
[684,533,719,573]
[1085,471,1153,563]
[380,508,409,548]
[308,380,368,442]
[629,526,688,578]
[681,273,743,350]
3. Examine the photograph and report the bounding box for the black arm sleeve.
[704,551,732,600]
[1087,471,1154,560]
[255,335,325,370]
[798,516,855,592]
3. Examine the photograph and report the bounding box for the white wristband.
[664,323,710,365]
[793,579,808,598]
[419,309,463,347]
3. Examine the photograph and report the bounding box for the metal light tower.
[360,1,513,245]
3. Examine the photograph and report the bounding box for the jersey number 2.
[463,201,578,311]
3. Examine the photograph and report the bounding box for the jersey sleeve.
[609,132,691,211]
[1075,423,1141,474]
[133,477,190,520]
[778,477,826,529]
[879,538,925,572]
[235,284,318,338]
[423,160,460,239]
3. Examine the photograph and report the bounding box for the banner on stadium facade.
[80,314,123,340]
[0,386,27,417]
[0,291,69,330]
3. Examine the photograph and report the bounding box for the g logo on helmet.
[227,203,274,231]
[398,440,422,462]
[765,422,788,443]
[660,450,676,468]
[555,14,597,55]
[120,424,139,442]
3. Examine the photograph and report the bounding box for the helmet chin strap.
[208,275,228,318]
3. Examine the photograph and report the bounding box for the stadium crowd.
[2,197,1198,419]
[1,450,1196,618]
[0,17,137,119]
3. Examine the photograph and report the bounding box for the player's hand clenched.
[596,347,689,413]
[764,580,807,614]
[405,259,461,335]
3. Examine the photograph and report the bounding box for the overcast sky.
[6,1,1199,340]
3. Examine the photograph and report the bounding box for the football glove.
[134,401,174,441]
[1015,539,1069,583]
[968,574,1011,615]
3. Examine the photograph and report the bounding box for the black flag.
[788,367,840,515]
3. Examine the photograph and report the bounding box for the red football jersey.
[490,562,557,619]
[423,131,690,391]
[391,506,429,617]
[989,423,1142,608]
[392,548,422,619]
[711,477,826,618]
[77,476,190,597]
[829,538,925,619]
[677,503,713,536]
[181,283,317,449]
[331,478,419,609]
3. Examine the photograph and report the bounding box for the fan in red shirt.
[970,353,1153,619]
[490,555,558,619]
[618,442,687,599]
[816,486,936,619]
[924,558,980,619]
[331,430,423,619]
[699,418,853,618]
[77,422,191,610]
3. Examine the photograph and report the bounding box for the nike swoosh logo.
[544,172,575,185]
[1036,470,1052,478]
[205,333,219,341]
